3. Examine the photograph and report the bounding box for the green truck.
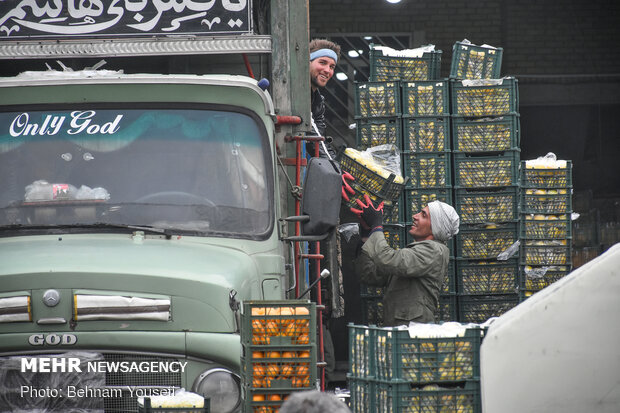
[0,2,328,412]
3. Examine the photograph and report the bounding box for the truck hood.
[0,233,258,334]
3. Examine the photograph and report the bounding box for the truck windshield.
[0,106,272,238]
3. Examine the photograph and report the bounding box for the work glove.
[350,194,384,230]
[341,172,355,202]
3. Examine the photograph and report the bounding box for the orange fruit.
[297,333,310,344]
[265,320,280,336]
[279,307,294,326]
[265,363,279,377]
[295,364,309,377]
[280,364,294,376]
[298,351,310,358]
[251,307,266,316]
[252,319,266,335]
[295,306,309,315]
[268,394,282,401]
[265,307,281,316]
[253,364,265,378]
[282,322,298,337]
[296,319,310,333]
[252,376,264,388]
[252,334,270,345]
[252,351,264,359]
[252,394,265,401]
[263,376,274,388]
[265,351,281,359]
[282,351,295,359]
[255,407,271,413]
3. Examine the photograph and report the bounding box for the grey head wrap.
[428,201,460,242]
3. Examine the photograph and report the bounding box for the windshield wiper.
[0,223,173,238]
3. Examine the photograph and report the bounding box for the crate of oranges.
[241,301,317,413]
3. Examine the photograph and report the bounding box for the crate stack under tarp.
[449,41,521,323]
[348,323,484,413]
[519,157,573,300]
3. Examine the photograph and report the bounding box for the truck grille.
[0,352,183,413]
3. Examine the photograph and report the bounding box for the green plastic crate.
[383,224,407,249]
[384,192,404,224]
[343,181,401,221]
[348,376,375,413]
[370,45,442,82]
[456,222,519,260]
[361,296,385,327]
[458,294,519,324]
[403,116,450,152]
[521,240,572,266]
[349,324,376,379]
[402,80,450,116]
[521,215,572,239]
[241,300,316,347]
[403,152,452,188]
[403,187,452,223]
[450,41,503,80]
[437,293,458,322]
[521,160,573,188]
[356,117,403,150]
[375,380,481,413]
[340,151,406,202]
[355,81,401,118]
[452,115,520,153]
[520,265,572,296]
[373,326,483,383]
[456,259,519,295]
[453,151,520,189]
[455,187,519,224]
[450,77,518,117]
[520,188,572,214]
[361,284,385,298]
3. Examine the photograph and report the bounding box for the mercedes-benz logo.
[43,290,60,307]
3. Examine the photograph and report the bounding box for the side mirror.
[300,157,341,236]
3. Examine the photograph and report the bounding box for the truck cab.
[0,70,288,412]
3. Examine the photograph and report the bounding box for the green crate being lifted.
[370,44,442,82]
[450,40,503,80]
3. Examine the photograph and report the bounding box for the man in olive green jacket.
[353,196,460,326]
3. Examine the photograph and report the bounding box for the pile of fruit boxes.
[449,41,521,324]
[240,301,316,413]
[348,323,483,413]
[519,159,573,300]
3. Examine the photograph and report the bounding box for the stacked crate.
[241,301,316,413]
[354,44,445,325]
[450,41,521,323]
[401,79,455,321]
[348,323,483,413]
[519,160,573,300]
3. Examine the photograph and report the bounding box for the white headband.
[310,48,338,63]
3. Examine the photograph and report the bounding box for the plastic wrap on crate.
[521,240,572,266]
[520,265,571,296]
[521,160,573,188]
[375,380,481,413]
[450,77,518,117]
[403,116,450,152]
[456,223,519,260]
[403,187,452,223]
[521,188,572,214]
[373,324,482,383]
[452,115,520,153]
[458,294,519,324]
[457,259,519,295]
[402,80,449,116]
[521,214,572,239]
[455,187,518,225]
[369,44,442,82]
[453,150,520,189]
[450,40,503,80]
[356,117,403,150]
[403,152,451,188]
[355,81,401,118]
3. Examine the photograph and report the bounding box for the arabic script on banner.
[0,0,251,39]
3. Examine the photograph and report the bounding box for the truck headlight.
[192,368,240,413]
